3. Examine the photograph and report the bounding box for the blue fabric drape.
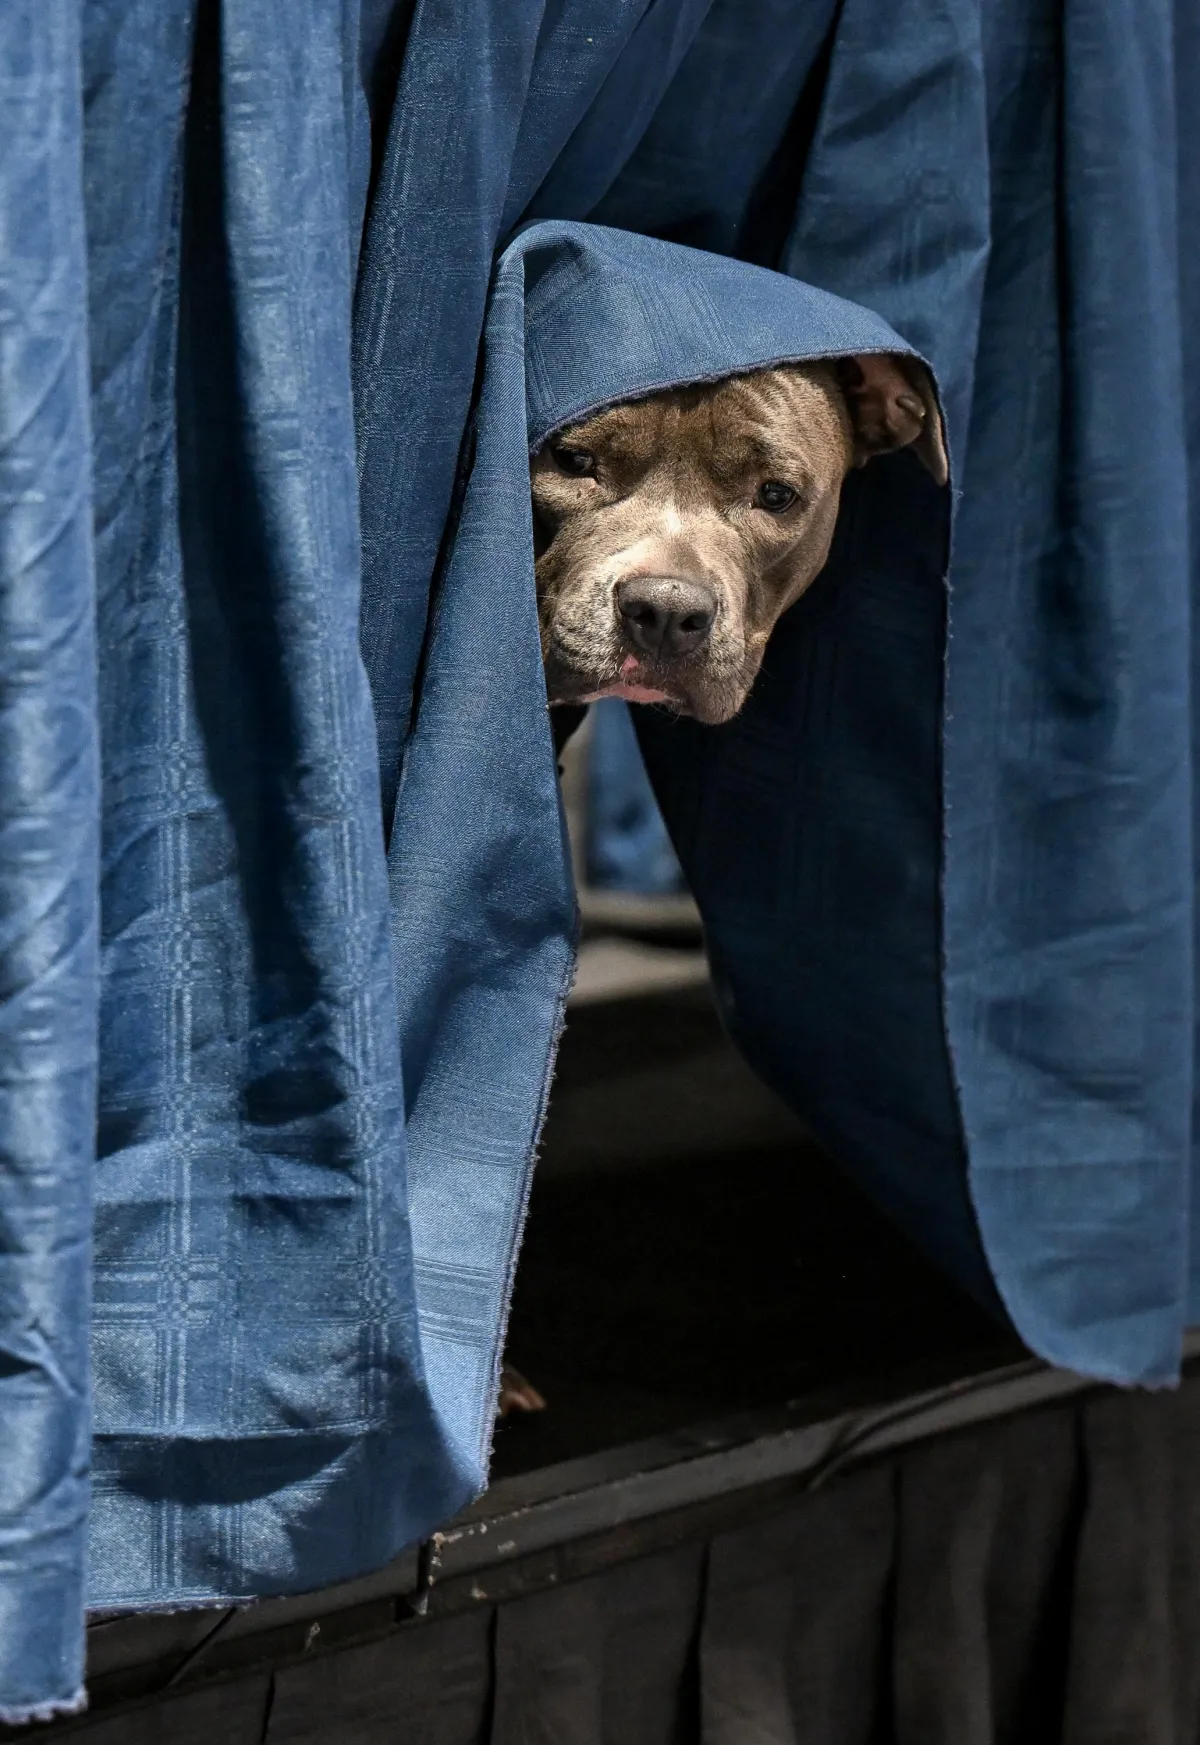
[0,6,97,1723]
[0,0,1197,1720]
[587,700,685,896]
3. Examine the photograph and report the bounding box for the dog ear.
[836,354,949,486]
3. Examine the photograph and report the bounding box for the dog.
[532,353,947,729]
[498,355,946,1419]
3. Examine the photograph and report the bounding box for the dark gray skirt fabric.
[36,1375,1200,1745]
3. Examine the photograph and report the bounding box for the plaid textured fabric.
[1,0,1197,1720]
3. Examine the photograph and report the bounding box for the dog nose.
[616,578,716,659]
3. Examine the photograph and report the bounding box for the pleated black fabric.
[35,1371,1200,1744]
[57,1678,272,1745]
[266,1611,493,1745]
[701,1470,893,1745]
[1058,1388,1200,1745]
[490,1549,704,1745]
[891,1412,1078,1745]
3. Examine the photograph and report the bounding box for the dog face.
[532,355,946,724]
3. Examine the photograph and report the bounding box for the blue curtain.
[586,700,684,895]
[0,0,1196,1720]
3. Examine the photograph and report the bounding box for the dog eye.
[550,445,596,478]
[755,480,798,513]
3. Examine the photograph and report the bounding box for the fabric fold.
[0,2,97,1723]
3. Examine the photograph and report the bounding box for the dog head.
[532,355,946,724]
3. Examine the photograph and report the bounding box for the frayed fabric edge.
[0,1687,88,1727]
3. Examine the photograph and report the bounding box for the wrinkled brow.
[550,402,663,451]
[707,428,813,487]
[711,431,784,468]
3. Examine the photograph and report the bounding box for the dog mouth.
[548,650,686,710]
[577,655,677,707]
[544,646,753,722]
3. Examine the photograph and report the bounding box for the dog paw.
[498,1364,547,1416]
